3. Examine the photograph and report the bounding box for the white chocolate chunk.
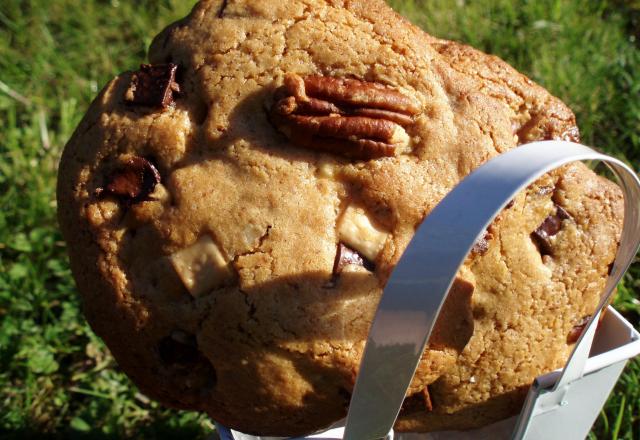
[169,235,232,297]
[338,205,389,262]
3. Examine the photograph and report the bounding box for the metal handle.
[344,141,640,440]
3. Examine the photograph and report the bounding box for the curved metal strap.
[343,141,640,440]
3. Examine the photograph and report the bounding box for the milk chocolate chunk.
[332,242,375,275]
[125,63,180,108]
[98,156,160,203]
[555,206,571,221]
[567,315,590,344]
[532,205,572,255]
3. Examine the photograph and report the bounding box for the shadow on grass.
[0,424,212,440]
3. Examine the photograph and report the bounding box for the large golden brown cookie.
[57,0,622,435]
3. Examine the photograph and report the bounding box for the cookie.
[57,0,622,435]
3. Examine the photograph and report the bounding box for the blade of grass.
[0,79,31,106]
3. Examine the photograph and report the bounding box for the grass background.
[0,0,638,438]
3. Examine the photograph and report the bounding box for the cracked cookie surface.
[57,0,623,435]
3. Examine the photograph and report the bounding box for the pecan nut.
[96,156,161,203]
[125,63,181,108]
[270,73,421,160]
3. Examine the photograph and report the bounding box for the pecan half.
[270,73,421,160]
[125,63,181,108]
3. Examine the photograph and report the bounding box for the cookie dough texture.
[57,0,623,436]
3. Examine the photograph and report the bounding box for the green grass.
[0,0,639,438]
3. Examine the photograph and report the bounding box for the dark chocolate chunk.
[334,242,364,272]
[535,214,563,239]
[125,63,180,108]
[324,243,374,288]
[158,331,201,365]
[157,331,217,393]
[555,205,571,220]
[332,242,375,275]
[218,0,229,18]
[97,156,160,203]
[567,316,591,344]
[338,387,352,408]
[401,387,433,413]
[531,205,572,256]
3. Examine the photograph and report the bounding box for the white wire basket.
[215,141,640,440]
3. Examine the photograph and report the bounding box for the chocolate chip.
[217,0,229,18]
[338,387,352,408]
[535,215,563,239]
[157,331,218,394]
[567,316,590,344]
[97,156,160,203]
[505,199,515,209]
[401,387,433,413]
[324,243,374,288]
[125,63,180,108]
[531,205,572,256]
[158,331,201,365]
[333,242,375,274]
[556,205,571,220]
